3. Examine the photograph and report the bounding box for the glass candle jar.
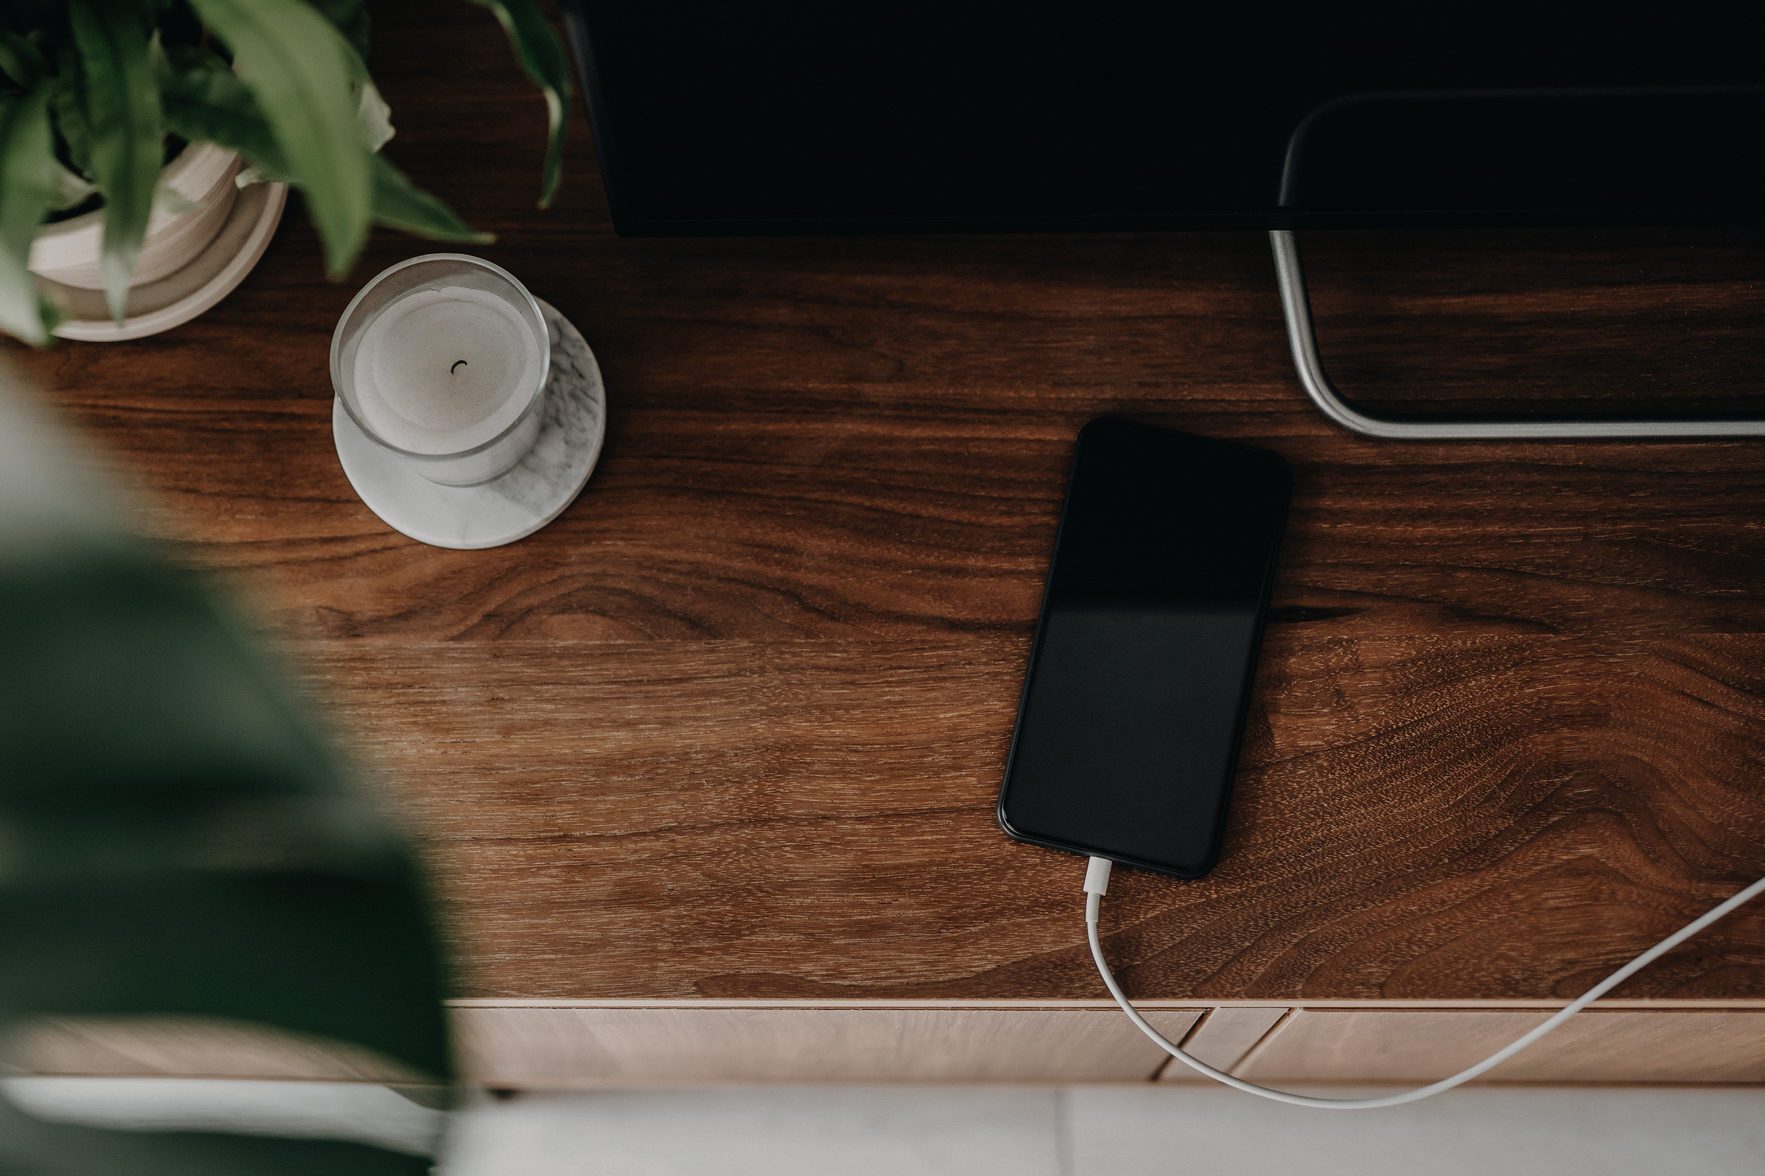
[331,254,549,486]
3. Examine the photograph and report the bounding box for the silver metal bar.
[1268,229,1765,440]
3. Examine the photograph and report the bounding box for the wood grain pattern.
[1304,228,1765,419]
[3,1,1762,1008]
[1234,1008,1765,1084]
[305,632,1765,1002]
[453,1007,1202,1085]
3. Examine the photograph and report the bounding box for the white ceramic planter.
[25,140,288,342]
[28,141,242,290]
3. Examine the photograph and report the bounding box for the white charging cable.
[1083,854,1765,1109]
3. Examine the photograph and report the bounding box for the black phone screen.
[998,418,1291,878]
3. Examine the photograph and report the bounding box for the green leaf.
[371,154,491,244]
[0,30,47,89]
[0,394,458,1166]
[304,0,372,62]
[161,52,483,247]
[68,0,162,326]
[48,51,93,177]
[0,1098,435,1176]
[0,550,456,1084]
[0,298,456,1173]
[466,0,569,207]
[0,88,56,344]
[48,158,95,211]
[158,47,286,171]
[187,0,371,278]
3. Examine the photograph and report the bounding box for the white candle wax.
[353,285,541,452]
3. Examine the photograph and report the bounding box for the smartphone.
[997,417,1290,878]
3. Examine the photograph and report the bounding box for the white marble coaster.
[332,299,606,549]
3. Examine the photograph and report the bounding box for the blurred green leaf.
[187,0,371,278]
[465,0,569,208]
[0,550,455,1083]
[0,88,56,344]
[0,370,454,1172]
[304,0,372,62]
[47,50,93,176]
[0,30,48,89]
[0,1098,435,1176]
[370,155,492,244]
[157,44,282,166]
[68,0,161,326]
[48,158,95,210]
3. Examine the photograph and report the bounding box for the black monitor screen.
[564,2,1765,234]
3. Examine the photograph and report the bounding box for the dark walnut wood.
[6,2,1763,1003]
[1303,227,1765,420]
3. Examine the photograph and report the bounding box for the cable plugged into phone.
[1083,854,1765,1110]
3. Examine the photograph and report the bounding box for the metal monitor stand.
[1268,229,1765,440]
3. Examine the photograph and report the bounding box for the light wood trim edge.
[1153,1007,1294,1081]
[445,998,1765,1011]
[1225,1008,1301,1076]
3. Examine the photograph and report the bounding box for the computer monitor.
[562,2,1764,235]
[561,1,1765,439]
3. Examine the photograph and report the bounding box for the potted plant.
[0,0,568,344]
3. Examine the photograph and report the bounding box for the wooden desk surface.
[12,3,1765,1007]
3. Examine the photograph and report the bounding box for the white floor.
[9,1079,1765,1175]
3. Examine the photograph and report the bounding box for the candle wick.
[450,359,468,374]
